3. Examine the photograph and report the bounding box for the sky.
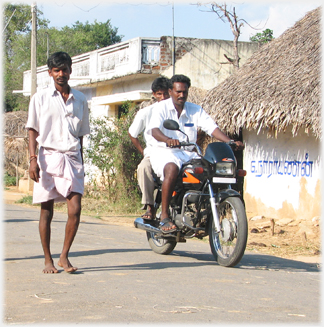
[9,0,322,43]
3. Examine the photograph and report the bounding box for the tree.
[39,20,123,60]
[3,3,123,112]
[3,3,49,112]
[196,2,261,70]
[250,29,275,47]
[197,2,250,70]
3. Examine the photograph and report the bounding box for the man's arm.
[128,132,144,156]
[28,128,40,182]
[151,128,180,147]
[211,128,244,150]
[79,136,84,165]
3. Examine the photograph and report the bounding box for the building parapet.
[22,37,161,95]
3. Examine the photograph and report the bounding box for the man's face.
[48,64,71,87]
[152,89,169,102]
[169,82,189,108]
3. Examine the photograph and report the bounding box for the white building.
[22,36,258,119]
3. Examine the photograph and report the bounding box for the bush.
[85,101,143,209]
[4,173,17,186]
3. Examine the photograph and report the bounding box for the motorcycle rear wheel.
[146,231,177,255]
[209,196,248,267]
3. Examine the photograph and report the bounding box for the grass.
[16,195,34,205]
[14,192,143,219]
[4,173,17,187]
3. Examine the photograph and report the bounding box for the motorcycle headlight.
[215,162,235,176]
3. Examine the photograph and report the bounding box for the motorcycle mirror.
[163,119,190,143]
[163,119,180,131]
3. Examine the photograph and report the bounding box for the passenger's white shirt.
[128,103,159,157]
[26,85,90,152]
[147,97,218,148]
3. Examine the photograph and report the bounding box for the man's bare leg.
[160,163,178,232]
[58,192,81,273]
[39,200,58,273]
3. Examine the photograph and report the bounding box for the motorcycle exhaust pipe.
[134,217,162,235]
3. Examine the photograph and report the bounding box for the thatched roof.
[187,86,208,107]
[202,7,321,139]
[3,111,29,176]
[3,111,28,137]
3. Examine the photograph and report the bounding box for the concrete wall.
[160,37,259,90]
[243,127,321,220]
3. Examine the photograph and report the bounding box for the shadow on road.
[4,247,320,274]
[238,253,320,272]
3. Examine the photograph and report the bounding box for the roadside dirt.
[3,187,321,264]
[98,211,321,264]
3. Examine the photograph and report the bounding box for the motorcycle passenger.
[148,74,244,233]
[128,77,171,220]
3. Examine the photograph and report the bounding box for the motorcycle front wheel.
[209,196,248,267]
[146,231,177,255]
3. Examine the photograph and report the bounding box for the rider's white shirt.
[128,103,159,157]
[147,98,219,180]
[147,98,218,148]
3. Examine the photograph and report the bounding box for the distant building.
[21,36,258,119]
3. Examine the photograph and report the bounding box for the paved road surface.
[3,204,321,324]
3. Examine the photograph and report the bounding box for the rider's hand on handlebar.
[166,138,180,148]
[233,141,244,151]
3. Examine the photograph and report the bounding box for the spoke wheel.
[146,232,177,255]
[209,197,248,267]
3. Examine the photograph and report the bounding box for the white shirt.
[26,85,90,152]
[128,103,159,157]
[147,98,218,149]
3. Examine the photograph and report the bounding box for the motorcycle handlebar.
[169,142,202,156]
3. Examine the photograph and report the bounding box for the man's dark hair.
[170,74,191,88]
[151,76,170,93]
[47,52,72,70]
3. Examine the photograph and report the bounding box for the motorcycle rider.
[148,74,244,233]
[128,76,170,220]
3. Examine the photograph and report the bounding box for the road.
[3,204,321,324]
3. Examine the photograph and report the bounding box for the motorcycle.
[134,119,248,267]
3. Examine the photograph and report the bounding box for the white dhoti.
[149,147,199,181]
[32,147,84,204]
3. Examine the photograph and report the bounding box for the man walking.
[26,52,90,273]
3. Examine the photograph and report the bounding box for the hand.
[29,160,40,183]
[166,138,180,148]
[234,141,244,151]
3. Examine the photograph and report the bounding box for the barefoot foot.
[42,262,59,274]
[57,258,78,273]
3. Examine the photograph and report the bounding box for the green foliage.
[16,195,33,204]
[249,29,275,45]
[3,3,49,112]
[4,173,17,186]
[3,3,123,112]
[85,102,143,208]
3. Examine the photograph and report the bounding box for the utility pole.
[172,3,175,75]
[29,2,37,192]
[46,31,49,59]
[31,2,37,97]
